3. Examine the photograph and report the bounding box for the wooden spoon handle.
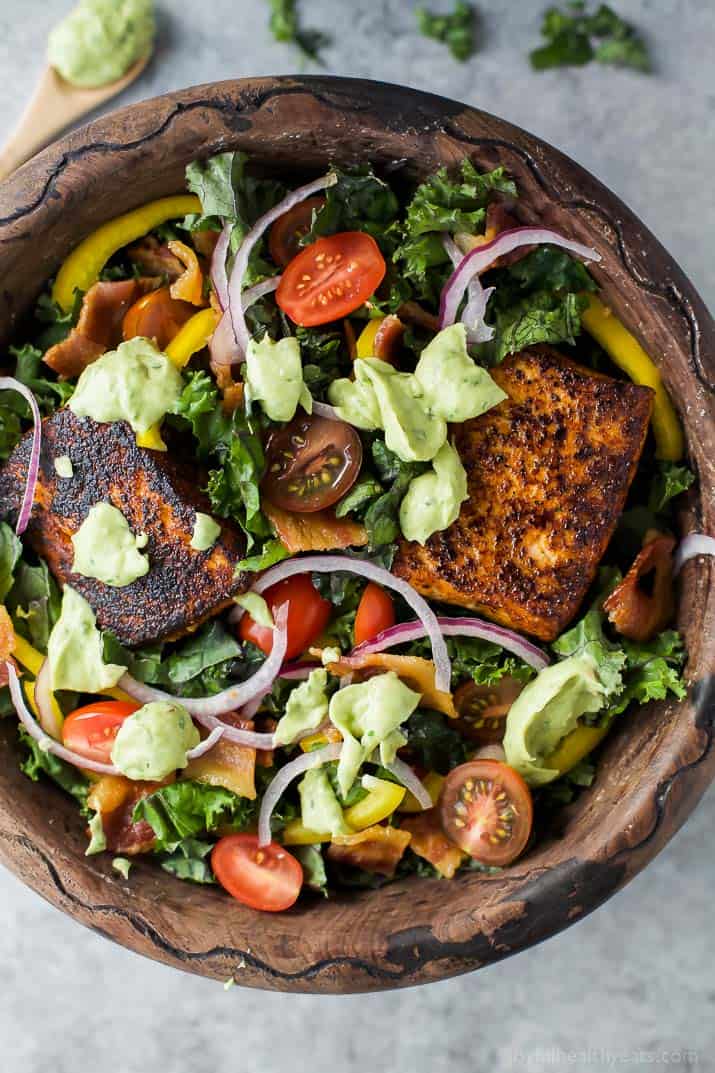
[0,69,68,181]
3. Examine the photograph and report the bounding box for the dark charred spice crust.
[0,409,249,645]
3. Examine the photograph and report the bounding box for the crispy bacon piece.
[43,278,158,378]
[168,240,205,306]
[344,319,357,361]
[184,712,257,798]
[263,500,367,553]
[87,774,173,855]
[127,236,185,281]
[397,300,440,334]
[321,651,456,718]
[604,534,676,642]
[327,824,411,876]
[373,315,405,365]
[0,606,16,688]
[191,229,221,259]
[221,382,245,415]
[400,808,465,878]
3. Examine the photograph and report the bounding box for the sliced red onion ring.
[208,310,237,371]
[311,401,343,422]
[279,662,320,681]
[34,658,62,740]
[439,227,601,331]
[258,742,341,846]
[0,377,41,535]
[442,234,494,345]
[352,615,549,672]
[241,275,281,311]
[5,662,118,775]
[673,533,715,575]
[383,756,431,810]
[231,555,452,693]
[120,606,289,719]
[210,222,231,311]
[185,725,225,760]
[228,172,338,357]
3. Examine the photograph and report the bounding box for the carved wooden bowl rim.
[0,76,713,994]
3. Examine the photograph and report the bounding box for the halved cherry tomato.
[276,232,386,327]
[62,701,140,764]
[268,196,325,268]
[439,759,533,867]
[452,677,524,745]
[262,413,362,513]
[122,286,195,350]
[238,573,332,660]
[211,833,303,912]
[354,583,395,646]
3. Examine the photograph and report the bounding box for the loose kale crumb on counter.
[267,0,330,64]
[416,2,478,62]
[530,2,652,72]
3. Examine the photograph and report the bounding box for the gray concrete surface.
[0,1,713,1070]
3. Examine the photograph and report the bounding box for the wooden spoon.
[0,52,151,182]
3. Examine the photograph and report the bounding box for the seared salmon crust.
[393,345,654,641]
[0,409,250,646]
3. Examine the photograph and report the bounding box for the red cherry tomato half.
[354,583,395,646]
[452,677,525,745]
[238,573,332,660]
[276,231,386,327]
[262,413,362,513]
[439,759,533,867]
[268,196,326,268]
[62,701,140,764]
[122,286,195,350]
[211,834,303,912]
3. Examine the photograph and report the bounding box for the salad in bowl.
[0,150,698,912]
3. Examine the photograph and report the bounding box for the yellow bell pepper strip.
[52,195,201,313]
[135,307,219,451]
[543,723,609,777]
[356,317,384,359]
[343,778,406,829]
[398,770,444,813]
[23,678,64,740]
[299,727,343,753]
[282,819,330,845]
[581,294,684,461]
[12,633,134,704]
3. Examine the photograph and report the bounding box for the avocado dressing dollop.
[48,585,126,693]
[190,512,221,552]
[111,701,200,781]
[72,502,149,587]
[399,440,468,544]
[69,338,183,434]
[244,336,312,423]
[48,0,155,89]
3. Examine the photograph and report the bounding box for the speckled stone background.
[0,2,713,1070]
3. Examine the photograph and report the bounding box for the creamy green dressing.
[48,585,126,693]
[85,812,106,856]
[244,336,312,423]
[298,767,350,839]
[400,441,468,544]
[72,502,149,587]
[234,592,273,627]
[190,512,221,552]
[48,0,155,89]
[111,701,200,781]
[274,668,329,747]
[54,455,73,479]
[329,672,421,797]
[69,338,183,434]
[329,325,505,464]
[503,653,607,785]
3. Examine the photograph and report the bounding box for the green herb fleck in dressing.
[72,502,149,587]
[190,512,221,552]
[69,338,183,434]
[54,455,74,479]
[48,0,155,89]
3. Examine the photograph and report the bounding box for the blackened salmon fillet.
[393,345,654,641]
[0,409,250,646]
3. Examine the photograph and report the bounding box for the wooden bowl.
[0,77,713,994]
